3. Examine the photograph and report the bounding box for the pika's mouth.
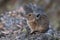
[28,19,35,22]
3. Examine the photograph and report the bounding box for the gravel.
[0,11,56,40]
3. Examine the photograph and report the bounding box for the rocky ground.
[0,10,59,40]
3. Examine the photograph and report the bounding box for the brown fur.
[26,13,49,33]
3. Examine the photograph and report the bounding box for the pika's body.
[26,13,49,33]
[20,4,49,33]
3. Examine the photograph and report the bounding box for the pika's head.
[25,13,36,21]
[19,3,44,21]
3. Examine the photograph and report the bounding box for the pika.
[20,4,49,34]
[25,13,49,34]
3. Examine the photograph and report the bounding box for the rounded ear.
[36,14,40,17]
[35,13,41,20]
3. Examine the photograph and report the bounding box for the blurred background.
[0,0,60,31]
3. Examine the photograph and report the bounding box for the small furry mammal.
[20,4,49,34]
[26,13,49,34]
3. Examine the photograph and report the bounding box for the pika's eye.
[28,14,32,16]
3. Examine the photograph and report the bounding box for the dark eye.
[28,14,32,16]
[36,14,40,17]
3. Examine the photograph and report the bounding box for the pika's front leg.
[30,29,34,33]
[30,28,38,34]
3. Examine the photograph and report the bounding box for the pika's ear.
[36,14,41,19]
